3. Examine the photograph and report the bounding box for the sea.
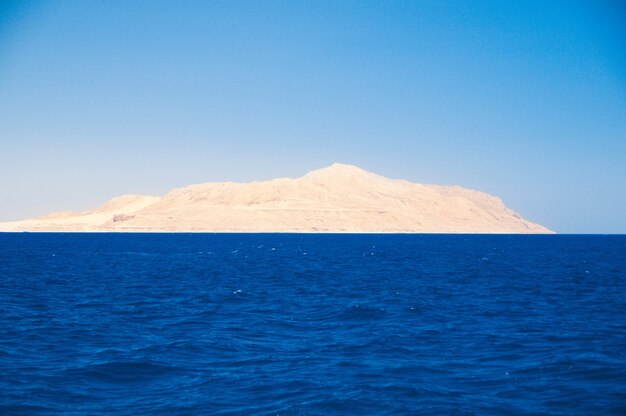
[0,233,625,415]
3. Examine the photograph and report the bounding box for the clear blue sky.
[1,1,625,232]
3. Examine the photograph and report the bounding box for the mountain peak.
[302,163,377,181]
[326,162,363,170]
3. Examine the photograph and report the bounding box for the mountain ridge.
[0,163,553,233]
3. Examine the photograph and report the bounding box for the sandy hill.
[0,163,552,233]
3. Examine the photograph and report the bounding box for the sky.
[0,1,625,233]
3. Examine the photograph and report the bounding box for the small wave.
[339,304,387,321]
[62,360,183,383]
[0,404,59,415]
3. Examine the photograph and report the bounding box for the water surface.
[1,234,625,415]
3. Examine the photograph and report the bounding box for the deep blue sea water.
[1,234,625,415]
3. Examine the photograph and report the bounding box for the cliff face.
[0,163,553,233]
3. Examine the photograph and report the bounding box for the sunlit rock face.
[0,163,553,233]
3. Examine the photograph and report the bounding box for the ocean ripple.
[1,233,625,415]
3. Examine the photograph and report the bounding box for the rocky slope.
[0,163,553,233]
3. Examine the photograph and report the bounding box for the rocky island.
[0,163,552,233]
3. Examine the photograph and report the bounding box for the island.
[0,163,553,233]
